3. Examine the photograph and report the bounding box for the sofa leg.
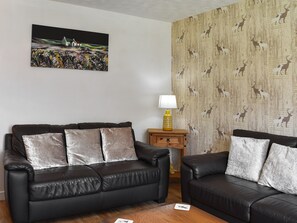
[155,198,166,203]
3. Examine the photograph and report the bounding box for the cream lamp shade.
[159,95,177,109]
[159,95,177,131]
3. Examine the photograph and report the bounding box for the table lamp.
[159,95,177,131]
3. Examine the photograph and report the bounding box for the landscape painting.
[31,24,109,71]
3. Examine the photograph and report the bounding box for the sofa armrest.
[134,141,169,166]
[182,151,229,179]
[4,149,34,181]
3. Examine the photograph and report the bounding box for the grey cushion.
[65,129,104,165]
[258,143,297,195]
[101,127,138,162]
[22,133,68,170]
[225,136,269,182]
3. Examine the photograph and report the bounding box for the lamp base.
[163,110,173,131]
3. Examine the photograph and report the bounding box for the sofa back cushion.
[233,129,297,150]
[12,124,78,157]
[78,122,136,141]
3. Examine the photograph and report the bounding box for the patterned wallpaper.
[172,0,297,155]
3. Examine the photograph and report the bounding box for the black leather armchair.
[181,129,297,223]
[4,123,170,223]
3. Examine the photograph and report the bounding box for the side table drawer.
[155,136,183,148]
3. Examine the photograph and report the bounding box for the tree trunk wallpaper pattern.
[172,0,297,155]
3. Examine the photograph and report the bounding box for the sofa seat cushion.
[29,166,101,201]
[251,194,297,223]
[90,160,160,191]
[189,174,279,222]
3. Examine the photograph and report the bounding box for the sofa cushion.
[65,129,104,165]
[23,133,68,170]
[90,160,160,191]
[258,143,297,195]
[225,136,269,182]
[101,127,138,162]
[29,165,101,201]
[189,174,279,222]
[12,124,78,157]
[251,194,297,223]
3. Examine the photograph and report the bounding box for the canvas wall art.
[31,24,109,71]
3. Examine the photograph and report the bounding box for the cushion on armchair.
[258,143,297,195]
[225,136,269,182]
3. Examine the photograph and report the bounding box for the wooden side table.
[147,128,188,181]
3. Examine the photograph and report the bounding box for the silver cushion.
[101,127,138,162]
[258,143,297,195]
[225,136,269,182]
[65,129,104,165]
[22,133,68,170]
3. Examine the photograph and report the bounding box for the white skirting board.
[0,191,5,200]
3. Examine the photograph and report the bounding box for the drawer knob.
[166,138,170,142]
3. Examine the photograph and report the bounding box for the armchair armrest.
[4,149,34,181]
[182,151,229,179]
[134,141,169,166]
[181,151,229,203]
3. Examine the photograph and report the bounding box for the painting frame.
[31,24,109,71]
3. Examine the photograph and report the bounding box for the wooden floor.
[0,183,181,223]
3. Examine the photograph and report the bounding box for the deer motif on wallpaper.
[272,5,290,25]
[234,60,248,76]
[273,109,294,127]
[201,24,214,38]
[202,104,215,118]
[232,15,247,32]
[251,82,261,98]
[216,82,230,97]
[216,7,228,14]
[177,103,186,114]
[202,63,213,78]
[253,0,263,4]
[176,30,185,43]
[188,16,198,22]
[216,124,227,141]
[188,85,198,96]
[176,65,186,79]
[251,36,268,51]
[216,42,230,55]
[188,48,198,59]
[233,106,249,122]
[272,56,292,75]
[188,123,199,135]
[251,82,270,99]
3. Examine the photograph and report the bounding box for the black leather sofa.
[4,122,170,223]
[181,129,297,223]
